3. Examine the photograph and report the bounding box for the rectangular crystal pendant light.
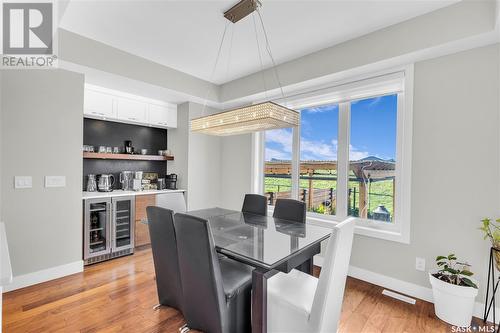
[190,101,299,136]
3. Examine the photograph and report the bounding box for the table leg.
[294,258,314,275]
[303,258,313,275]
[252,268,278,333]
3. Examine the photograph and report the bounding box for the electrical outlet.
[416,257,426,272]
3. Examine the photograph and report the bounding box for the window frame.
[253,65,414,244]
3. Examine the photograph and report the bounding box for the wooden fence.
[266,188,335,210]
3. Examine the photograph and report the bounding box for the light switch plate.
[416,257,426,272]
[14,176,32,189]
[45,176,66,188]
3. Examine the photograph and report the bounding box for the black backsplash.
[83,118,168,190]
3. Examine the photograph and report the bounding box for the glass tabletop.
[188,208,333,269]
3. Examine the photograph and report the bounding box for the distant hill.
[359,156,395,163]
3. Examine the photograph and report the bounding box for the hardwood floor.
[2,248,486,332]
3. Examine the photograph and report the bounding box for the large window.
[349,95,397,222]
[299,104,339,215]
[264,105,339,214]
[259,68,413,243]
[264,128,293,203]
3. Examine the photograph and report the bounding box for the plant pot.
[429,272,478,327]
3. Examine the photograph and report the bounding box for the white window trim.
[253,64,414,244]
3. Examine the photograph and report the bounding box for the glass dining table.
[186,207,333,333]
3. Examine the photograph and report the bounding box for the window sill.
[267,208,410,244]
[306,214,410,244]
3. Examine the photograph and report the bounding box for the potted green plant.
[429,254,478,327]
[480,218,500,270]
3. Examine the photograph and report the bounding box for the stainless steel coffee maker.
[119,171,134,191]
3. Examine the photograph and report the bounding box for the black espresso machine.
[164,174,177,190]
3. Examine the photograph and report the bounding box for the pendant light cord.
[252,12,268,100]
[225,23,235,85]
[256,7,285,101]
[201,21,230,116]
[200,4,286,117]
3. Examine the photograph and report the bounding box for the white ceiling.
[60,0,457,85]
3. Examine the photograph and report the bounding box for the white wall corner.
[4,260,83,292]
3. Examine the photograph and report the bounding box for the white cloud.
[300,139,337,160]
[265,129,293,153]
[349,144,370,160]
[303,105,338,113]
[265,129,370,161]
[368,96,382,106]
[265,147,290,161]
[350,151,370,160]
[351,96,382,107]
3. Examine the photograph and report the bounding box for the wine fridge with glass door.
[83,196,135,265]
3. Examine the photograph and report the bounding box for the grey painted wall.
[187,103,222,210]
[220,134,253,211]
[168,102,222,211]
[1,70,84,276]
[217,44,500,303]
[349,44,499,303]
[0,71,2,221]
[168,102,190,199]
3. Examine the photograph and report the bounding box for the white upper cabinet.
[84,89,115,118]
[148,104,177,128]
[83,85,178,129]
[115,97,148,123]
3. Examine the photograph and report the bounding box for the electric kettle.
[98,174,115,192]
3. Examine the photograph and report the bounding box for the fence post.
[348,188,351,215]
[353,187,357,216]
[268,192,274,205]
[307,174,313,210]
[359,181,367,218]
[301,189,307,203]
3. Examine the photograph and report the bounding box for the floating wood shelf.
[83,152,173,161]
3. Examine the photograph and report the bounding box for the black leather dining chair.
[273,198,307,223]
[273,198,312,274]
[146,206,183,311]
[174,213,253,333]
[241,193,268,216]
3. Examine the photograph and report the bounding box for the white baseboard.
[314,255,499,323]
[347,265,434,302]
[3,260,83,292]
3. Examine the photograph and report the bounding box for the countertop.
[0,222,13,286]
[82,189,185,200]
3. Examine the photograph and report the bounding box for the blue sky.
[265,94,397,161]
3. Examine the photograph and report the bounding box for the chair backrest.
[242,194,267,216]
[273,198,306,223]
[309,218,355,333]
[146,206,183,311]
[173,213,228,333]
